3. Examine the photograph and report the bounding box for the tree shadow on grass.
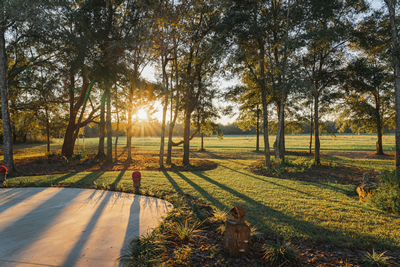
[174,172,228,210]
[39,172,79,185]
[162,171,184,195]
[112,171,126,187]
[72,172,105,186]
[219,164,383,214]
[188,171,399,249]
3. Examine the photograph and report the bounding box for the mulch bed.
[248,161,379,186]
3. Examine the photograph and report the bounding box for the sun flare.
[136,109,148,121]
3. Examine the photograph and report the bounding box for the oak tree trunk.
[385,0,400,169]
[256,107,260,152]
[0,26,15,174]
[106,87,112,163]
[314,94,321,164]
[97,93,106,158]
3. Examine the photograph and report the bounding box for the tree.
[123,0,153,162]
[56,0,100,157]
[383,0,400,169]
[339,58,394,154]
[300,0,367,164]
[0,0,51,174]
[178,0,224,166]
[224,82,264,152]
[226,0,297,167]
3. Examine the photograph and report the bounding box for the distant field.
[2,133,395,160]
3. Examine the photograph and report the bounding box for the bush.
[72,153,83,160]
[361,249,393,266]
[262,239,298,266]
[367,170,400,214]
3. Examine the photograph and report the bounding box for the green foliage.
[262,239,297,266]
[361,250,393,266]
[367,171,400,214]
[71,153,83,160]
[168,219,203,242]
[119,230,167,267]
[209,209,227,223]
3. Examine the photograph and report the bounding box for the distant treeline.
[82,121,395,138]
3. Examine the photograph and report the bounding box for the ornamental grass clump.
[361,249,393,266]
[262,239,298,266]
[168,219,203,242]
[119,230,168,267]
[367,170,400,214]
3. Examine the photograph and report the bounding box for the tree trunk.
[0,28,15,174]
[280,105,285,156]
[376,101,384,155]
[309,108,313,154]
[62,73,78,157]
[114,109,119,162]
[259,42,271,167]
[62,116,77,157]
[106,87,112,163]
[97,93,106,158]
[256,106,260,152]
[127,107,132,161]
[314,94,320,165]
[167,38,179,165]
[183,108,191,166]
[159,53,169,168]
[46,106,50,153]
[201,132,204,151]
[385,0,400,169]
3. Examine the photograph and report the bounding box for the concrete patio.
[0,187,172,267]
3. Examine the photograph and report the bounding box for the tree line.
[0,0,399,175]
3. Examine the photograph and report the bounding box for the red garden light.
[0,165,7,188]
[131,171,141,194]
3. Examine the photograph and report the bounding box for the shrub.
[262,239,297,266]
[119,230,167,267]
[209,209,227,223]
[367,171,400,214]
[72,153,83,160]
[168,219,203,242]
[361,249,393,266]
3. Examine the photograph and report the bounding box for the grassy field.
[2,134,399,251]
[3,133,396,159]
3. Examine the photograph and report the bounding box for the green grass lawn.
[2,134,399,250]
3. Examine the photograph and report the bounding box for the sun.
[136,109,148,121]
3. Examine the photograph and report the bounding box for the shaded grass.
[6,158,400,251]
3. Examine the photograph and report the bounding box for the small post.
[131,171,141,194]
[0,166,7,188]
[224,205,251,257]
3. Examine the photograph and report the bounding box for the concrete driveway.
[0,187,172,267]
